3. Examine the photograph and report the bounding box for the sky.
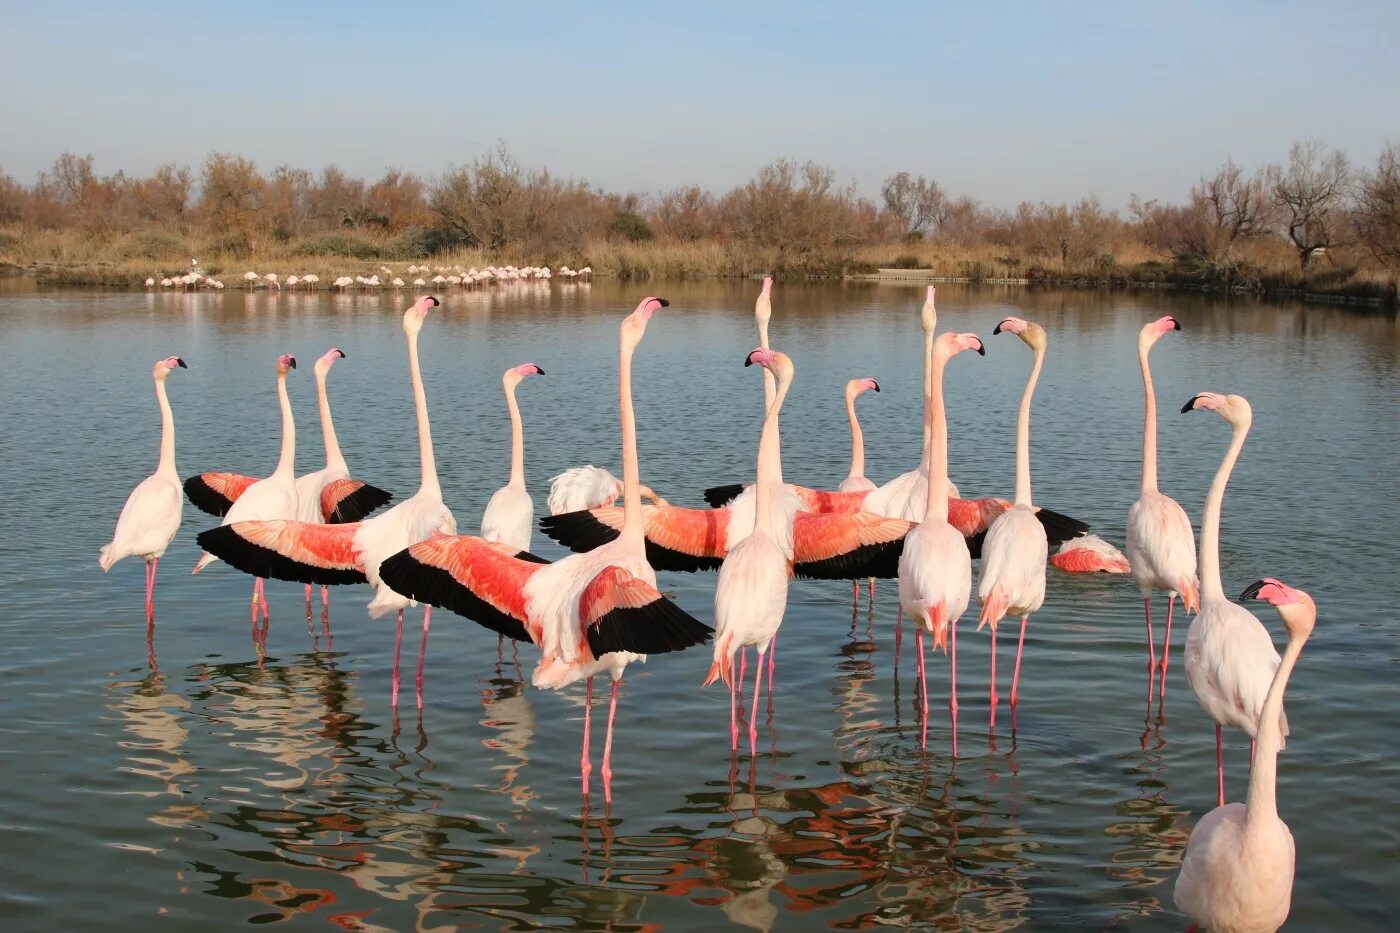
[2,0,1397,210]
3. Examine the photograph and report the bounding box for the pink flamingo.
[294,347,394,611]
[1181,392,1284,807]
[1174,577,1314,933]
[1126,315,1199,699]
[976,317,1048,729]
[378,297,712,804]
[837,377,880,493]
[1049,535,1131,574]
[705,348,796,753]
[898,327,985,753]
[195,297,459,707]
[480,363,546,552]
[192,354,300,625]
[99,356,187,619]
[546,466,664,514]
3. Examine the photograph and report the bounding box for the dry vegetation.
[2,140,1398,303]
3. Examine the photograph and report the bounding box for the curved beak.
[973,339,986,356]
[334,349,347,359]
[993,320,1006,335]
[534,366,546,375]
[1239,579,1268,601]
[871,381,880,392]
[1181,395,1202,413]
[175,358,188,368]
[743,354,756,367]
[1171,318,1182,331]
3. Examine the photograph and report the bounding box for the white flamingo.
[480,363,546,552]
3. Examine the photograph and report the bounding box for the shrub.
[887,254,925,269]
[298,233,381,259]
[607,211,654,242]
[118,230,188,261]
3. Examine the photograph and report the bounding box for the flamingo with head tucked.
[898,328,985,752]
[100,356,188,620]
[546,467,664,515]
[1127,315,1199,700]
[976,317,1048,729]
[706,347,796,754]
[195,297,457,706]
[378,297,712,804]
[191,353,300,623]
[1174,577,1314,933]
[1181,392,1284,807]
[480,363,546,552]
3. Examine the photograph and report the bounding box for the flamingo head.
[403,295,440,335]
[154,356,187,379]
[994,316,1047,352]
[745,346,793,383]
[1140,314,1181,350]
[936,331,985,360]
[505,362,545,388]
[622,297,668,345]
[846,377,880,399]
[1240,577,1316,640]
[1181,391,1251,428]
[920,286,937,334]
[315,347,345,376]
[277,353,297,375]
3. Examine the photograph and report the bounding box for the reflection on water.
[5,280,1397,930]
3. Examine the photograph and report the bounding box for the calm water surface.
[1,279,1396,931]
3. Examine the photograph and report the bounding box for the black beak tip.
[743,355,755,367]
[535,366,546,375]
[657,298,670,308]
[1172,319,1182,331]
[871,382,880,392]
[427,296,440,306]
[1180,396,1198,413]
[975,343,986,356]
[176,358,187,368]
[992,323,1004,335]
[335,349,346,359]
[1239,579,1266,601]
[289,358,297,369]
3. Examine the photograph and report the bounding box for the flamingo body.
[898,521,972,649]
[1049,534,1131,573]
[481,484,533,552]
[1184,600,1286,740]
[101,472,183,568]
[1173,804,1294,933]
[1127,491,1200,607]
[977,505,1047,622]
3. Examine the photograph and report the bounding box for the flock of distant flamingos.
[142,259,588,291]
[99,282,1313,932]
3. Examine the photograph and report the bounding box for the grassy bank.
[2,227,1392,305]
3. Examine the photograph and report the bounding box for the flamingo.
[1126,315,1199,700]
[546,466,664,515]
[1049,535,1131,573]
[144,277,156,288]
[293,348,394,610]
[265,273,279,289]
[195,297,456,706]
[976,317,1049,729]
[1174,577,1314,933]
[837,377,880,493]
[898,328,985,752]
[191,354,300,624]
[705,347,796,754]
[99,356,188,620]
[480,363,546,552]
[378,297,712,803]
[1181,392,1284,808]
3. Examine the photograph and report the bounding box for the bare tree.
[1272,140,1350,271]
[201,153,265,253]
[1353,143,1400,278]
[881,172,947,238]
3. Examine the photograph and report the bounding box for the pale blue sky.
[2,0,1396,208]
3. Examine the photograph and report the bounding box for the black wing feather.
[377,549,533,643]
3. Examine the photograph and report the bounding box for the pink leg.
[868,578,875,600]
[729,661,738,751]
[1010,616,1028,708]
[767,635,775,696]
[1143,597,1156,700]
[915,627,928,749]
[738,649,748,708]
[391,610,404,707]
[749,648,764,755]
[602,680,620,803]
[1216,723,1225,807]
[852,580,859,603]
[989,624,999,728]
[415,607,432,707]
[581,677,594,796]
[949,622,959,759]
[144,560,155,616]
[304,584,312,610]
[321,586,329,611]
[894,606,903,671]
[258,579,269,621]
[251,580,260,625]
[1159,596,1176,699]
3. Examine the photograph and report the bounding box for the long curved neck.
[316,370,346,472]
[919,329,933,469]
[408,330,440,496]
[155,377,176,476]
[1014,348,1043,506]
[505,379,525,488]
[1244,632,1305,841]
[845,392,865,480]
[1200,418,1248,601]
[272,372,296,478]
[754,371,791,536]
[1139,345,1159,493]
[619,334,644,546]
[924,348,950,524]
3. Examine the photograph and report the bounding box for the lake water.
[1,278,1396,931]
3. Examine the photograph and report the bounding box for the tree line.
[2,139,1397,290]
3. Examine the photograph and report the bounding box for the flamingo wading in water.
[976,317,1048,729]
[705,347,797,754]
[480,363,546,552]
[898,326,985,753]
[192,354,300,626]
[378,297,712,804]
[1181,392,1284,808]
[1126,315,1199,700]
[99,356,188,620]
[1174,578,1314,933]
